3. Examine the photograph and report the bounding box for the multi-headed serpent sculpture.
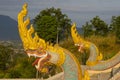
[18,3,120,80]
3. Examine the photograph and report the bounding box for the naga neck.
[86,43,103,66]
[46,48,84,80]
[62,48,83,80]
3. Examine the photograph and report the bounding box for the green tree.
[34,7,72,43]
[0,45,14,71]
[82,22,94,38]
[5,69,21,78]
[35,16,58,43]
[90,16,109,36]
[11,57,36,78]
[110,16,120,43]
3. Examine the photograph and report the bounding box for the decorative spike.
[71,23,84,44]
[23,18,30,29]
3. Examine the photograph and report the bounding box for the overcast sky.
[0,0,120,27]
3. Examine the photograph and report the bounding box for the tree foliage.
[82,22,94,38]
[35,16,58,43]
[34,7,72,43]
[90,16,109,36]
[82,16,109,37]
[110,16,120,43]
[0,45,14,71]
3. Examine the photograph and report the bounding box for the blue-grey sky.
[0,0,120,27]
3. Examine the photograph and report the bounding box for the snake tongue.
[32,58,40,66]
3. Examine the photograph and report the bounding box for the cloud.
[0,0,120,27]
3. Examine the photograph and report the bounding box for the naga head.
[25,48,51,72]
[17,3,51,72]
[18,3,65,72]
[71,23,90,53]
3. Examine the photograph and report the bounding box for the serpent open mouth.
[27,52,49,71]
[75,43,84,52]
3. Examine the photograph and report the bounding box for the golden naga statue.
[71,23,103,66]
[18,3,90,80]
[18,3,65,71]
[71,23,120,75]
